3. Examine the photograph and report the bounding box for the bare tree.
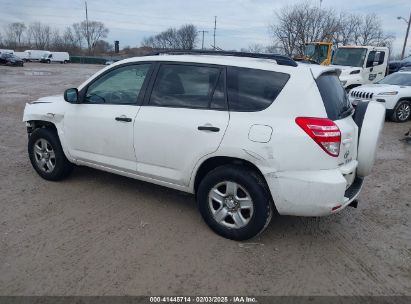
[28,22,51,49]
[334,13,362,46]
[356,13,394,46]
[176,24,198,49]
[3,22,26,48]
[74,20,109,54]
[142,24,198,50]
[243,43,265,53]
[269,2,394,57]
[93,40,113,54]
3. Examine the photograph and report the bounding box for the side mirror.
[64,88,79,103]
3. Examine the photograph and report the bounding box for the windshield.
[332,48,367,67]
[377,73,411,86]
[304,44,329,64]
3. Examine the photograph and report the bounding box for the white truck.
[40,51,70,64]
[331,46,389,91]
[25,50,50,62]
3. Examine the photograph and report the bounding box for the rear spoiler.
[310,66,342,79]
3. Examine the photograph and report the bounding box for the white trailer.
[40,51,70,64]
[25,50,49,61]
[330,45,389,91]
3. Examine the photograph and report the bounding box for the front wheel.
[197,165,273,241]
[28,128,73,181]
[391,100,411,122]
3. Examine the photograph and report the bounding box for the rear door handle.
[198,125,220,132]
[115,116,132,122]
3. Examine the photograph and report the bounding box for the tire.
[197,165,273,241]
[391,100,411,122]
[28,128,73,181]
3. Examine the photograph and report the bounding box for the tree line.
[0,2,396,57]
[269,2,395,56]
[0,20,110,55]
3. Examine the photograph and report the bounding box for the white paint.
[22,54,384,217]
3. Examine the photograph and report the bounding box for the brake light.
[295,117,341,157]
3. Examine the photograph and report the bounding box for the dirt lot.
[0,62,410,296]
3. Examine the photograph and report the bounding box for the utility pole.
[213,16,217,50]
[198,30,208,50]
[398,13,411,60]
[85,0,90,54]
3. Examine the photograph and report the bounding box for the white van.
[14,51,29,61]
[40,51,70,64]
[331,46,389,91]
[0,49,14,55]
[25,50,49,62]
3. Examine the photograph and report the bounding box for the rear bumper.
[265,165,363,217]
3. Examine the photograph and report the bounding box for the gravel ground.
[0,62,410,296]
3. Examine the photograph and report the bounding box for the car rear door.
[133,62,229,186]
[316,72,359,186]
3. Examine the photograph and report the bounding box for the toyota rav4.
[23,51,385,240]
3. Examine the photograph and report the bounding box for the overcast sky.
[1,0,410,55]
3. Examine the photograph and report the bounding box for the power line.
[198,30,208,50]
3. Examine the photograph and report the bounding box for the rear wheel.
[197,165,273,241]
[28,128,73,181]
[391,100,411,122]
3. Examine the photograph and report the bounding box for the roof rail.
[147,50,298,67]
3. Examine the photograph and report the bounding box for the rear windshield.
[227,67,289,112]
[316,72,352,120]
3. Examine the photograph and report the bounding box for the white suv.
[23,51,385,240]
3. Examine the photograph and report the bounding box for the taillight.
[295,117,341,157]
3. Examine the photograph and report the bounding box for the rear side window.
[227,67,289,112]
[316,72,352,120]
[150,64,222,108]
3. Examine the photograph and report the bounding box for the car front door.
[64,63,153,172]
[365,50,387,83]
[134,63,229,186]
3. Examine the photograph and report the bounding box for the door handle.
[115,116,132,122]
[198,125,220,132]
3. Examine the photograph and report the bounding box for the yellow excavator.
[295,42,333,65]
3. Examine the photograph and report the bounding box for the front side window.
[227,67,289,112]
[85,64,151,104]
[149,64,222,108]
[366,51,385,67]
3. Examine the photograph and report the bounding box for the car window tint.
[227,67,289,112]
[210,72,226,110]
[85,64,151,104]
[316,72,352,120]
[150,64,221,108]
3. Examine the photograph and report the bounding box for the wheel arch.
[26,120,57,135]
[192,156,271,198]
